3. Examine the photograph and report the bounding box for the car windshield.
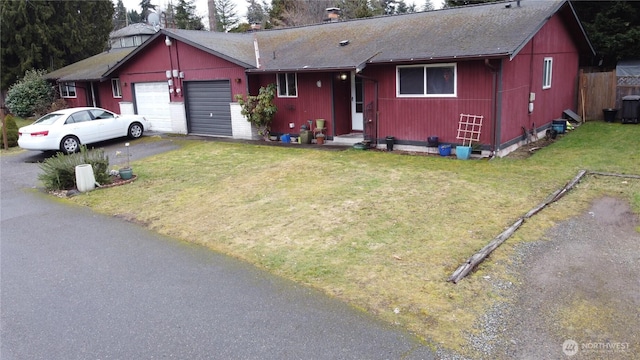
[32,113,64,125]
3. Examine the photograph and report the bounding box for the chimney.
[325,7,341,23]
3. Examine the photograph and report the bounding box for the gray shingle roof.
[251,0,584,72]
[54,0,592,80]
[45,47,134,81]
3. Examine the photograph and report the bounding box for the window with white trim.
[542,57,552,89]
[60,82,77,98]
[397,64,456,97]
[277,73,297,97]
[112,78,122,98]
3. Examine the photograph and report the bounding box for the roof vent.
[339,40,349,46]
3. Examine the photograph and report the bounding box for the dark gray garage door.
[186,80,232,136]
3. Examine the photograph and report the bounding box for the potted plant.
[235,84,278,140]
[316,133,325,145]
[117,142,133,180]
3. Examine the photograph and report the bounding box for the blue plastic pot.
[438,144,451,156]
[456,146,471,160]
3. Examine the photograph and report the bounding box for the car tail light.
[30,131,49,137]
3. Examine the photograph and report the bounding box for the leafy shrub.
[235,83,278,138]
[38,146,111,191]
[5,69,54,118]
[0,114,19,147]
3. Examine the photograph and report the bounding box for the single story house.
[48,0,595,156]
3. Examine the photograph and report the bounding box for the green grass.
[67,121,640,353]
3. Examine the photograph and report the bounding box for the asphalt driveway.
[0,137,436,359]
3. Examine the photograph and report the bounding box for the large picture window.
[397,64,456,97]
[277,73,297,97]
[60,82,77,98]
[112,78,122,98]
[542,57,552,89]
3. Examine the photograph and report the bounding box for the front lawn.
[68,121,640,354]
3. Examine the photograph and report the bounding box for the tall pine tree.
[1,0,113,90]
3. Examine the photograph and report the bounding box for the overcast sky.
[117,0,444,26]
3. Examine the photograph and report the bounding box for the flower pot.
[456,146,471,160]
[316,136,325,145]
[280,134,291,143]
[300,130,313,144]
[427,136,439,147]
[438,144,451,156]
[119,167,133,180]
[316,119,325,129]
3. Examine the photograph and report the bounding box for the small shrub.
[38,146,111,191]
[0,114,19,147]
[235,83,278,139]
[5,69,54,118]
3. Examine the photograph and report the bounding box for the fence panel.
[578,70,616,121]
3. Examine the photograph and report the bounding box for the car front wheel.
[60,136,80,154]
[128,122,143,139]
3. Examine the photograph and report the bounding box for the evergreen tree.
[246,0,265,26]
[139,0,156,22]
[214,0,239,32]
[127,9,142,23]
[574,1,640,67]
[175,0,204,30]
[422,0,434,11]
[113,0,128,30]
[1,0,113,91]
[336,0,374,19]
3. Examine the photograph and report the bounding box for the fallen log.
[448,170,589,284]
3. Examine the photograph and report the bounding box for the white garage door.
[134,82,171,132]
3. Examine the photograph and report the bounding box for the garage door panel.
[186,81,232,136]
[134,82,171,132]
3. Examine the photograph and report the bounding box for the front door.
[351,74,363,131]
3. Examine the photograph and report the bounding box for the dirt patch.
[482,197,640,359]
[504,136,558,159]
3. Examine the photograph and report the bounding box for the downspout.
[484,59,499,157]
[90,82,97,107]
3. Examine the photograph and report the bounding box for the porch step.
[329,134,364,146]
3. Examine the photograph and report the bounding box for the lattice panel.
[456,114,483,146]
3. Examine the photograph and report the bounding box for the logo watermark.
[563,339,631,356]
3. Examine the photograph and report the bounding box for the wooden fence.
[578,69,640,121]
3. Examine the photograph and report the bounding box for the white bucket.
[75,164,96,192]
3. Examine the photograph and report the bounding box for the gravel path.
[464,196,639,359]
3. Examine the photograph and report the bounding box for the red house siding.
[115,37,247,104]
[253,72,337,136]
[499,13,579,146]
[365,61,494,145]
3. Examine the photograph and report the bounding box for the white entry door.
[351,73,363,131]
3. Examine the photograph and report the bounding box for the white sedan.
[18,107,151,154]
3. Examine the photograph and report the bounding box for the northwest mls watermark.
[563,339,631,356]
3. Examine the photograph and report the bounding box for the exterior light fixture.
[340,73,348,81]
[165,36,172,47]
